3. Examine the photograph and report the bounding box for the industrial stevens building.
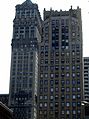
[8,0,84,119]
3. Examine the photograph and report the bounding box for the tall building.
[9,0,42,119]
[38,6,84,119]
[83,57,89,119]
[84,57,89,101]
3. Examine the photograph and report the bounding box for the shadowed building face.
[9,0,42,119]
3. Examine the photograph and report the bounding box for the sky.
[0,0,89,94]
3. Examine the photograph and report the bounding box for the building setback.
[38,6,84,119]
[9,0,42,119]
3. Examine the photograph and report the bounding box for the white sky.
[0,0,89,94]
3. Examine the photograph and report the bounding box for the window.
[39,110,43,115]
[40,88,43,93]
[72,87,76,92]
[44,87,48,92]
[61,52,65,56]
[77,94,81,99]
[40,74,43,78]
[66,94,70,99]
[50,80,54,85]
[72,95,76,99]
[45,73,48,78]
[39,103,43,107]
[72,80,76,85]
[66,110,70,115]
[72,66,75,70]
[44,102,47,107]
[77,58,80,63]
[55,102,59,107]
[61,87,65,92]
[77,102,81,107]
[45,46,48,50]
[55,65,59,70]
[44,80,48,85]
[55,52,59,56]
[61,59,65,63]
[55,80,59,85]
[40,95,43,100]
[61,102,65,107]
[72,102,76,107]
[55,87,59,92]
[77,65,80,70]
[50,102,54,107]
[50,110,53,115]
[41,59,44,64]
[41,46,44,50]
[55,73,59,78]
[55,59,59,64]
[45,59,48,64]
[61,73,65,78]
[55,95,59,100]
[66,80,70,85]
[50,66,54,70]
[40,80,43,85]
[50,87,54,92]
[66,65,69,70]
[72,73,75,77]
[50,74,54,78]
[45,66,48,71]
[66,87,70,92]
[77,110,81,114]
[50,59,54,64]
[77,87,81,92]
[61,110,65,115]
[77,72,80,77]
[50,95,54,100]
[61,65,65,70]
[61,95,65,100]
[44,95,48,100]
[61,80,65,85]
[72,110,76,115]
[72,32,76,37]
[66,102,70,107]
[66,73,70,77]
[45,51,48,57]
[61,19,64,25]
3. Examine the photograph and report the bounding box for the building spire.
[22,0,33,6]
[26,0,32,4]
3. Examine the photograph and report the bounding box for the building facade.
[84,57,89,102]
[38,6,83,119]
[83,57,89,119]
[9,0,42,119]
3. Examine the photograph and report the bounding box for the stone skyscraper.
[9,0,42,119]
[38,6,84,119]
[84,57,89,102]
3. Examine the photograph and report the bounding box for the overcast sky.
[0,0,89,94]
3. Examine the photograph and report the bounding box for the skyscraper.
[38,6,83,119]
[84,57,89,102]
[9,0,42,119]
